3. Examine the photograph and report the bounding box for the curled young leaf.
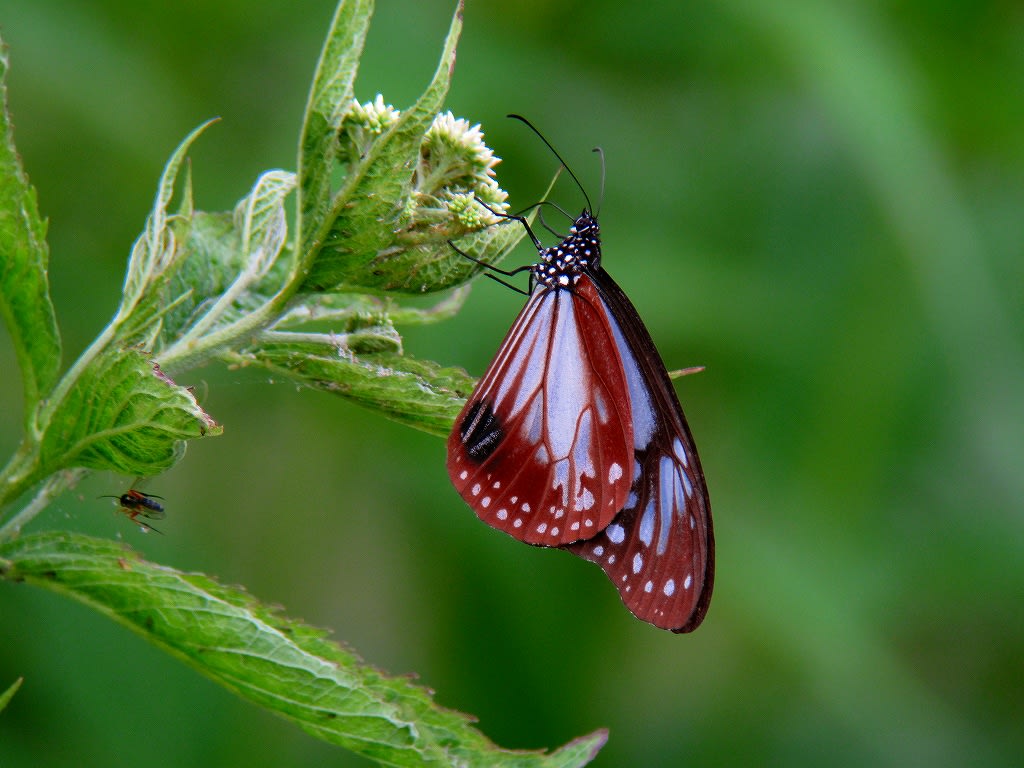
[115,122,217,344]
[161,170,297,352]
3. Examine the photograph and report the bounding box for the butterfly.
[100,489,166,534]
[446,117,714,633]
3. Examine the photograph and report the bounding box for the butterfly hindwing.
[564,268,714,632]
[447,275,634,547]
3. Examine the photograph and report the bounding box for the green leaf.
[235,170,294,282]
[234,345,473,437]
[39,347,220,477]
[300,0,465,294]
[161,210,245,342]
[0,38,62,423]
[0,531,607,767]
[297,0,375,262]
[0,676,23,714]
[113,120,216,347]
[163,170,296,348]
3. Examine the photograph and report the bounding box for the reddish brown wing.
[447,275,634,546]
[563,268,714,632]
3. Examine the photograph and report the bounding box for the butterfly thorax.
[532,211,602,290]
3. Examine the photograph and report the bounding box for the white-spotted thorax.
[531,211,602,292]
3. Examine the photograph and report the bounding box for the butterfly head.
[533,210,602,290]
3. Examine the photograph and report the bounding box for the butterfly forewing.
[564,268,714,632]
[447,274,635,547]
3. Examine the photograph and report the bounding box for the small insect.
[100,489,166,534]
[447,116,714,632]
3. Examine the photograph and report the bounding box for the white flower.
[415,112,508,216]
[425,113,499,174]
[347,94,400,133]
[447,192,498,228]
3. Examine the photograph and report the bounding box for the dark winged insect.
[447,116,714,632]
[100,489,166,534]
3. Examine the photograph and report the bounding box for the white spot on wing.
[572,410,596,482]
[658,456,676,555]
[607,523,625,543]
[608,462,623,483]
[523,397,545,443]
[684,573,693,590]
[673,437,688,467]
[497,509,508,521]
[552,458,570,507]
[632,553,643,574]
[546,293,590,460]
[593,389,609,422]
[639,501,655,547]
[578,489,595,511]
[471,483,481,497]
[682,469,693,499]
[607,320,656,448]
[664,578,676,596]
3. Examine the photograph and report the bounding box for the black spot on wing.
[459,400,505,462]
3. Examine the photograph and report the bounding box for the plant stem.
[156,290,293,373]
[0,469,84,537]
[0,440,42,516]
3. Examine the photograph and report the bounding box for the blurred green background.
[2,0,1022,765]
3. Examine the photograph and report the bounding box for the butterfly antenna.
[507,114,594,214]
